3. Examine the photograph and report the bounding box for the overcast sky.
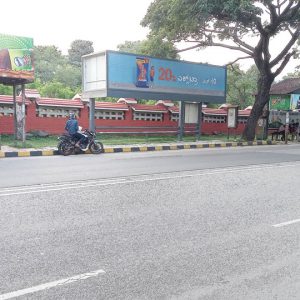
[1,0,298,78]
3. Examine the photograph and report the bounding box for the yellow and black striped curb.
[0,140,277,158]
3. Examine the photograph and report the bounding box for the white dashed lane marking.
[272,218,300,228]
[0,269,106,300]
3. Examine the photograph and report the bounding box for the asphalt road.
[1,144,300,299]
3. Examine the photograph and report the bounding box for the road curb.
[0,140,278,158]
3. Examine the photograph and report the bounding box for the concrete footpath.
[0,140,277,158]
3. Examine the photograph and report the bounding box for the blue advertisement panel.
[107,51,226,102]
[291,94,300,110]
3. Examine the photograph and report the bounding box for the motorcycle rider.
[65,112,87,149]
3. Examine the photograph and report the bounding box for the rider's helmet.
[69,112,75,119]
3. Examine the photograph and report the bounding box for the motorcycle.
[58,129,104,156]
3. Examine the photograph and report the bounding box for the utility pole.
[196,102,202,141]
[13,84,17,139]
[178,101,185,141]
[21,84,26,143]
[285,111,289,145]
[89,98,95,132]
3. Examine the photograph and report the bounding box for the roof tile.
[132,104,168,113]
[95,102,129,110]
[36,98,84,108]
[0,95,30,105]
[270,78,300,94]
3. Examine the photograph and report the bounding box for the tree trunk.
[242,74,274,141]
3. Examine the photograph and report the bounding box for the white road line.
[272,218,300,228]
[0,269,105,300]
[0,177,127,193]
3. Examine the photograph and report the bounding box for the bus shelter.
[0,33,34,142]
[82,50,227,140]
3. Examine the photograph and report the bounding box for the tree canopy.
[33,46,67,83]
[118,35,179,59]
[142,0,300,140]
[227,64,258,109]
[25,40,94,98]
[68,40,94,66]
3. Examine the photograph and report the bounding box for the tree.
[54,64,81,88]
[142,0,300,141]
[227,64,258,109]
[33,46,67,83]
[117,40,144,54]
[0,84,12,95]
[68,40,94,66]
[118,35,179,59]
[38,81,77,99]
[32,44,83,97]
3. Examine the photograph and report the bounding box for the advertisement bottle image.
[136,57,150,88]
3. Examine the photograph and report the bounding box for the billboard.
[0,33,34,83]
[290,94,300,110]
[82,50,227,102]
[269,95,291,110]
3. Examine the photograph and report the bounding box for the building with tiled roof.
[268,78,300,111]
[270,78,300,95]
[0,94,30,105]
[131,104,168,113]
[0,89,254,134]
[22,89,41,99]
[117,98,137,104]
[95,102,129,111]
[155,100,175,107]
[168,106,179,113]
[36,97,84,108]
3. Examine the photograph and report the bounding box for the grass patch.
[0,133,244,149]
[0,135,59,148]
[97,133,240,145]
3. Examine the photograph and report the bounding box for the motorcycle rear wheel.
[89,141,104,154]
[57,141,64,154]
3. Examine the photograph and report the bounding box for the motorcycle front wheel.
[61,142,74,156]
[89,141,104,154]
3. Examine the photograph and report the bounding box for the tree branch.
[206,42,253,55]
[278,0,300,23]
[266,1,278,25]
[280,0,297,17]
[285,25,294,36]
[270,27,300,67]
[176,44,202,53]
[226,56,252,66]
[275,0,289,14]
[275,0,289,9]
[272,51,295,78]
[176,40,254,55]
[232,31,255,52]
[228,64,243,76]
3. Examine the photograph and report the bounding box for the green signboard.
[0,33,34,83]
[269,95,290,110]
